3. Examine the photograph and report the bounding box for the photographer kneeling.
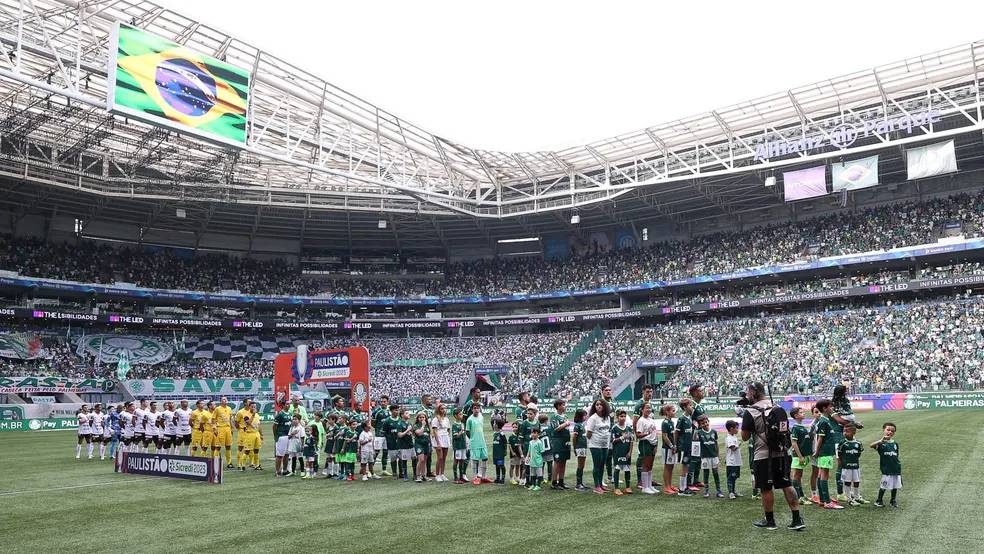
[740,382,805,531]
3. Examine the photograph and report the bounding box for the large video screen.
[107,22,250,147]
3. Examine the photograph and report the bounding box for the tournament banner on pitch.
[107,22,250,147]
[116,451,223,484]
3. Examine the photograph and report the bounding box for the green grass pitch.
[1,409,982,553]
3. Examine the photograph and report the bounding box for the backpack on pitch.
[748,405,791,452]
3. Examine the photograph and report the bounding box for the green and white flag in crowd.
[116,350,131,380]
[76,334,173,366]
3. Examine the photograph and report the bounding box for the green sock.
[793,479,804,498]
[818,479,829,503]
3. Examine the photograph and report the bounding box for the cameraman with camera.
[740,382,805,531]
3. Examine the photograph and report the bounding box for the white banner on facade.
[906,140,957,180]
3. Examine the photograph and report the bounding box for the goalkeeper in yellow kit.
[240,403,264,471]
[213,397,234,467]
[235,400,252,469]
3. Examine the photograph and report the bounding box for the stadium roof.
[1,0,984,252]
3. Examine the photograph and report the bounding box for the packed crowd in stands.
[3,191,984,298]
[368,363,472,400]
[3,292,984,399]
[552,297,984,399]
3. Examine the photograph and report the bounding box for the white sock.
[76,444,82,457]
[679,476,687,490]
[99,444,106,458]
[479,460,487,478]
[853,485,860,498]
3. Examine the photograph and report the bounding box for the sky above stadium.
[170,0,981,152]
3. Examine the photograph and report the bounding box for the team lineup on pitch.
[77,386,907,527]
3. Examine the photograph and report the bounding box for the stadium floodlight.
[378,219,387,229]
[764,176,777,187]
[497,237,539,243]
[571,214,580,224]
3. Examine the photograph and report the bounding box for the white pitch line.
[0,477,161,496]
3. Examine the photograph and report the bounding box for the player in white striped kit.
[174,400,193,455]
[76,404,92,459]
[119,402,136,452]
[90,404,108,460]
[144,401,162,453]
[161,401,177,454]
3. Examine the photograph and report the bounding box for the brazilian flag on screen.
[110,23,250,144]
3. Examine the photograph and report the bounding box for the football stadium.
[1,1,984,552]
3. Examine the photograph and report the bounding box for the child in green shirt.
[871,422,902,508]
[527,426,545,491]
[696,415,722,497]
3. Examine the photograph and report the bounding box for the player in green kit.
[788,407,813,504]
[660,404,679,495]
[836,424,866,505]
[382,405,401,479]
[871,422,902,508]
[549,399,572,490]
[272,405,292,477]
[813,400,843,509]
[611,409,633,496]
[508,427,523,485]
[536,414,554,485]
[516,405,537,486]
[491,418,507,484]
[419,394,437,478]
[674,398,696,496]
[372,396,391,476]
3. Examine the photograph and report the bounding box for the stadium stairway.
[538,326,604,397]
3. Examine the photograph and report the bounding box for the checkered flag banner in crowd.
[183,335,300,360]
